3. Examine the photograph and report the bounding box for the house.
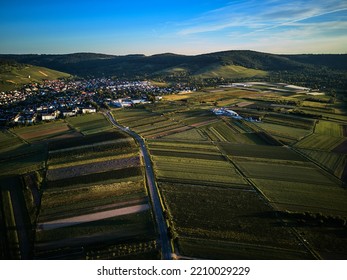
[82,107,97,114]
[42,110,59,121]
[61,110,77,117]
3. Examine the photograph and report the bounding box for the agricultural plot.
[149,140,248,187]
[0,176,36,259]
[252,179,347,217]
[147,139,220,153]
[298,149,347,181]
[48,139,136,168]
[262,114,314,130]
[295,134,345,151]
[47,156,140,181]
[161,128,207,141]
[219,143,306,161]
[38,181,148,222]
[315,120,345,136]
[0,144,46,176]
[113,109,191,139]
[65,113,113,135]
[0,129,24,152]
[160,182,312,259]
[235,158,337,186]
[255,122,311,144]
[201,119,272,145]
[12,120,72,142]
[35,210,156,258]
[48,130,129,151]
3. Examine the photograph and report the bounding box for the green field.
[255,122,311,143]
[314,120,345,136]
[0,63,71,91]
[66,113,113,135]
[235,158,337,186]
[295,134,345,151]
[298,149,347,180]
[252,179,347,217]
[219,143,306,161]
[149,139,248,187]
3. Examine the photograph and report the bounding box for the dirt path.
[37,203,149,231]
[39,71,48,77]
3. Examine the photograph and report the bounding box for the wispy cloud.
[177,0,347,36]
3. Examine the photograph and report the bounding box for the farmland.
[148,139,248,188]
[160,182,312,259]
[11,120,73,142]
[1,76,347,259]
[110,81,347,259]
[65,113,114,135]
[0,113,160,259]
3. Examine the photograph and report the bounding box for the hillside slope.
[1,50,346,90]
[0,61,71,91]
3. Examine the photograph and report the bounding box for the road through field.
[104,110,172,260]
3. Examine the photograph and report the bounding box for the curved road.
[105,111,172,260]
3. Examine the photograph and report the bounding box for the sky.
[1,0,346,55]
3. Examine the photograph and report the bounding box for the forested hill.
[1,50,346,90]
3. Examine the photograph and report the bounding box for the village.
[0,78,193,125]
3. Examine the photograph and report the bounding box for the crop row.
[47,156,140,181]
[35,210,155,247]
[219,143,306,161]
[252,178,347,217]
[0,189,20,259]
[235,158,336,186]
[47,166,143,189]
[314,120,345,137]
[65,113,113,135]
[297,149,347,180]
[152,153,247,186]
[12,120,72,142]
[48,130,129,151]
[263,114,314,130]
[48,144,137,168]
[39,180,146,222]
[295,134,345,151]
[148,141,220,154]
[150,149,224,160]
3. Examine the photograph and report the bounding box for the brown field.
[14,122,72,141]
[47,156,140,181]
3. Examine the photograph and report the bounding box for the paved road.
[105,111,172,260]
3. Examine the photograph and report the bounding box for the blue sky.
[1,0,346,54]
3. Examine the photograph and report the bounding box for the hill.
[0,60,71,91]
[1,50,346,90]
